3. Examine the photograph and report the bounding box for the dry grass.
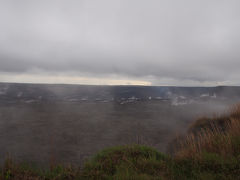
[175,104,240,159]
[0,157,81,180]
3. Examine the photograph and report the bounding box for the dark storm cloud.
[0,0,240,85]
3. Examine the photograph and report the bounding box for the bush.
[81,145,168,179]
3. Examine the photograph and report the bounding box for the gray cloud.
[0,0,240,85]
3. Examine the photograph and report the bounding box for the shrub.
[81,145,168,179]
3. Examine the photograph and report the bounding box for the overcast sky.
[0,0,240,86]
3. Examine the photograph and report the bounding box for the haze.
[0,0,240,86]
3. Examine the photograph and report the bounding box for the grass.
[176,104,240,159]
[1,104,240,179]
[0,157,82,180]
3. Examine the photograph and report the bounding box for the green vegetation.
[1,105,240,179]
[81,145,168,179]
